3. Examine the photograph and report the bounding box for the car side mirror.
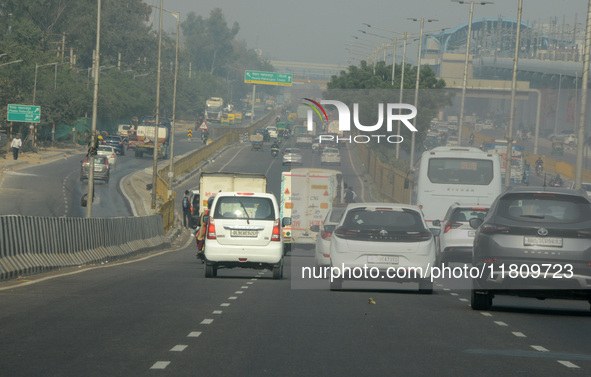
[310,225,320,232]
[404,178,409,189]
[432,219,441,227]
[430,228,441,236]
[282,217,291,227]
[469,218,483,229]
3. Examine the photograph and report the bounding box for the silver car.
[282,148,303,166]
[310,205,347,269]
[470,187,591,310]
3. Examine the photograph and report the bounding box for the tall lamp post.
[408,18,438,168]
[504,0,523,189]
[86,0,102,218]
[453,1,493,146]
[574,0,591,189]
[151,0,164,210]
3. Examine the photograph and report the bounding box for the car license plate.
[367,255,399,264]
[524,236,563,247]
[231,230,258,237]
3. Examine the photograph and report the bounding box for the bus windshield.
[427,158,494,185]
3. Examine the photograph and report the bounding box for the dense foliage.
[0,0,272,140]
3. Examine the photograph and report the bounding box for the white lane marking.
[170,345,188,352]
[512,332,526,338]
[235,291,244,294]
[219,144,249,171]
[241,286,249,289]
[220,303,230,307]
[450,293,458,296]
[228,296,238,300]
[494,321,508,327]
[481,312,493,317]
[557,361,580,369]
[443,288,450,291]
[531,345,549,352]
[213,310,223,315]
[247,281,254,284]
[201,318,214,325]
[187,332,202,338]
[459,298,468,302]
[150,361,170,370]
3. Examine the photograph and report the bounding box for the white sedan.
[320,147,340,165]
[96,145,117,169]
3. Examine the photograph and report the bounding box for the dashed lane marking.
[220,303,231,307]
[531,345,549,352]
[228,296,238,300]
[170,345,188,352]
[512,332,527,338]
[201,318,214,325]
[557,361,580,369]
[187,332,202,338]
[235,291,244,294]
[213,310,223,315]
[150,361,170,370]
[481,312,493,317]
[494,321,509,327]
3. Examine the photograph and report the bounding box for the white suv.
[204,192,290,279]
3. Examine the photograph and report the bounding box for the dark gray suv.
[469,186,591,310]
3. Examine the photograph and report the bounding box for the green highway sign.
[7,104,41,123]
[244,70,292,86]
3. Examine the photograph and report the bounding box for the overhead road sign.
[244,70,292,86]
[7,104,41,123]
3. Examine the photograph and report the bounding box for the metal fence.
[0,215,167,281]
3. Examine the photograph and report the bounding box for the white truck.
[198,172,268,215]
[205,97,224,122]
[280,168,343,248]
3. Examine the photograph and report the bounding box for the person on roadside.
[344,186,357,204]
[11,135,22,160]
[182,190,192,228]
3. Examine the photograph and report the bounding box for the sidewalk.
[0,145,85,171]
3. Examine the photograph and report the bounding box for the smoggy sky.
[151,0,588,66]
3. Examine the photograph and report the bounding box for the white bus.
[411,146,503,224]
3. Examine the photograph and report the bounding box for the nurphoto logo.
[303,98,417,144]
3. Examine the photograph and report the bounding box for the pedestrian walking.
[182,190,192,228]
[11,135,22,160]
[344,186,357,204]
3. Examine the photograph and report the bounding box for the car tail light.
[334,228,359,238]
[320,229,332,240]
[207,218,216,239]
[111,153,115,158]
[271,219,281,241]
[102,140,106,144]
[577,229,591,238]
[480,224,510,234]
[236,193,254,196]
[444,222,462,233]
[119,141,123,145]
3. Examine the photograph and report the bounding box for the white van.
[204,192,290,279]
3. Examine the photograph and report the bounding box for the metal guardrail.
[0,215,167,281]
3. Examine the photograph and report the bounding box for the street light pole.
[169,11,180,193]
[151,0,163,210]
[453,0,493,146]
[408,18,437,167]
[504,0,523,189]
[574,0,591,189]
[396,33,408,159]
[86,0,102,218]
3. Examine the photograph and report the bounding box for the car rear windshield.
[450,208,489,223]
[213,197,275,221]
[499,193,591,223]
[428,158,493,185]
[342,208,427,232]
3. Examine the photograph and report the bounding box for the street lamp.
[408,18,438,168]
[452,0,493,146]
[359,29,399,85]
[504,0,523,189]
[574,0,591,189]
[151,0,164,210]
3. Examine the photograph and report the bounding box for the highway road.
[1,132,590,376]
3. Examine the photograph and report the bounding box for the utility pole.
[574,0,591,189]
[151,0,163,210]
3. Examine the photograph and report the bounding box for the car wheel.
[283,243,291,256]
[205,263,217,278]
[272,261,283,280]
[418,280,433,294]
[471,288,492,310]
[329,278,343,291]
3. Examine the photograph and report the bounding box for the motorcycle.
[535,164,543,176]
[271,148,279,158]
[549,175,563,187]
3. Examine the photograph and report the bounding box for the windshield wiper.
[238,200,251,224]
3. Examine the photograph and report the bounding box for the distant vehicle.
[469,186,591,310]
[96,145,117,168]
[483,140,525,184]
[101,135,126,156]
[135,123,169,159]
[189,189,201,228]
[329,202,437,292]
[445,136,459,147]
[282,148,303,166]
[411,146,502,226]
[205,97,224,122]
[320,147,341,166]
[198,172,268,216]
[203,192,289,279]
[432,203,489,266]
[126,130,138,150]
[117,124,132,138]
[570,182,591,197]
[80,155,110,183]
[296,133,314,148]
[310,205,347,269]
